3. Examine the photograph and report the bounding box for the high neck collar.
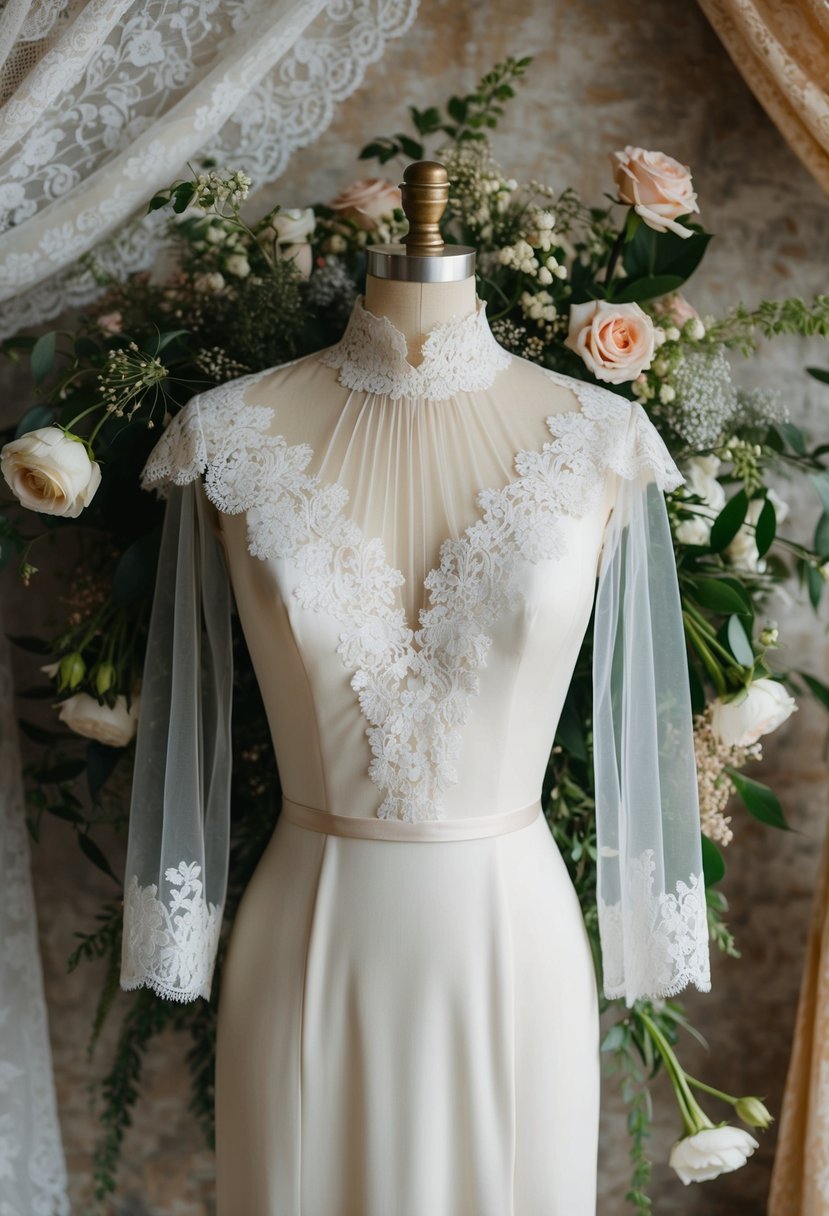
[320,295,511,401]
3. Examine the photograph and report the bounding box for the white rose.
[193,271,225,294]
[269,207,316,244]
[1,427,101,518]
[611,146,700,238]
[685,454,726,513]
[57,693,139,748]
[669,1126,759,1185]
[710,678,797,748]
[675,515,712,546]
[565,299,656,384]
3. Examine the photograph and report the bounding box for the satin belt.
[280,797,542,842]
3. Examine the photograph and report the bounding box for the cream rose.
[710,678,797,749]
[565,300,656,384]
[612,146,699,238]
[57,693,139,748]
[329,178,402,230]
[258,208,315,278]
[1,427,101,518]
[669,1126,759,1185]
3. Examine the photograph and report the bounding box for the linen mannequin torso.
[120,257,711,1214]
[213,274,606,1213]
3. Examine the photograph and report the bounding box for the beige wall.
[7,1,829,1212]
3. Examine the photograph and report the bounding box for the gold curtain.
[697,0,829,198]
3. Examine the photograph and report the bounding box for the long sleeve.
[592,435,711,1007]
[120,479,233,1002]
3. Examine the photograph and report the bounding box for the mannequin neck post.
[363,274,478,367]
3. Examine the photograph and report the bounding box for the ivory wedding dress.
[120,296,710,1215]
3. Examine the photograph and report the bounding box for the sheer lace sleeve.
[592,401,711,1006]
[120,399,234,1003]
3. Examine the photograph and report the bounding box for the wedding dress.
[119,295,710,1215]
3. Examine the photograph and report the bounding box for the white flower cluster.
[195,169,251,210]
[520,289,557,326]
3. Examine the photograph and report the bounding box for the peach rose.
[329,178,402,230]
[611,146,699,238]
[656,292,699,327]
[565,300,656,384]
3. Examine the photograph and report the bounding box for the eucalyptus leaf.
[87,740,126,801]
[727,767,790,831]
[7,633,53,654]
[30,331,57,383]
[813,512,829,557]
[807,562,825,609]
[726,614,754,667]
[15,403,55,438]
[810,470,829,514]
[709,491,748,553]
[701,835,726,886]
[18,719,62,745]
[777,422,807,456]
[806,366,829,385]
[111,530,161,606]
[799,671,829,712]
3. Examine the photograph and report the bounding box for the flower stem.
[685,1073,737,1106]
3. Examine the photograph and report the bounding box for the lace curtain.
[0,613,69,1216]
[0,0,418,339]
[697,0,829,198]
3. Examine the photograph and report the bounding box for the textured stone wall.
[5,0,829,1212]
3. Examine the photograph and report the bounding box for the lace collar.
[320,295,511,401]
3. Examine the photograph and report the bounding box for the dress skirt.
[215,806,600,1216]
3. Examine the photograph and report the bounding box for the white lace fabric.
[0,0,418,337]
[0,622,69,1215]
[123,299,710,1006]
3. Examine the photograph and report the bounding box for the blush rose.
[565,300,657,384]
[612,146,699,238]
[329,178,402,230]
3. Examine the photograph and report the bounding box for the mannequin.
[121,162,709,1215]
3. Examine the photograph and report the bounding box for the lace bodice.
[122,297,710,1008]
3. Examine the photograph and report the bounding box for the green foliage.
[359,56,533,163]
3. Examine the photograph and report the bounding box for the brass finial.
[400,161,448,257]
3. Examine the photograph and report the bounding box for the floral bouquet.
[2,58,828,1210]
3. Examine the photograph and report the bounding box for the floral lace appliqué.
[320,296,512,401]
[121,863,221,1002]
[143,361,683,825]
[598,851,711,1004]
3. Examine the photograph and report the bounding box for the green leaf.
[74,336,100,359]
[37,758,87,784]
[397,135,424,160]
[623,209,642,243]
[601,1022,629,1052]
[47,802,86,825]
[726,614,754,667]
[171,184,195,215]
[30,332,57,383]
[687,657,705,715]
[18,719,62,745]
[87,740,125,801]
[111,530,161,606]
[701,835,726,886]
[777,422,807,456]
[447,95,467,123]
[810,470,829,514]
[799,671,829,712]
[807,562,825,609]
[727,767,790,831]
[154,329,189,354]
[612,274,685,304]
[78,832,119,883]
[148,193,170,212]
[14,403,55,438]
[807,366,829,385]
[689,577,752,615]
[622,223,712,283]
[813,512,829,557]
[708,490,748,552]
[554,698,587,761]
[754,496,776,557]
[7,633,53,655]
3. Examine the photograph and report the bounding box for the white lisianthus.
[57,693,139,748]
[669,1126,759,1185]
[269,207,316,245]
[710,678,797,748]
[1,427,101,518]
[674,454,726,546]
[675,515,713,546]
